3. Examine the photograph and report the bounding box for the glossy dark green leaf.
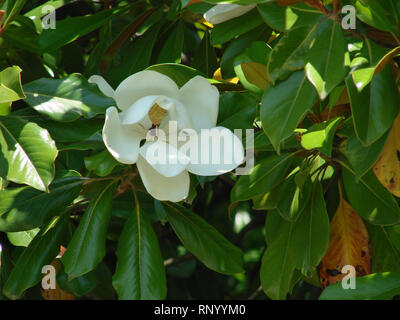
[57,266,96,297]
[305,20,348,100]
[261,182,329,299]
[217,92,257,130]
[231,153,293,202]
[210,8,263,45]
[355,0,398,34]
[192,31,218,78]
[2,215,68,300]
[157,21,184,64]
[113,198,166,300]
[275,173,312,221]
[84,150,120,177]
[108,22,162,85]
[23,74,115,121]
[220,24,271,79]
[367,223,400,273]
[342,165,400,226]
[261,71,318,152]
[62,180,117,278]
[39,7,125,53]
[268,25,319,83]
[0,116,58,191]
[257,2,322,32]
[0,175,85,232]
[345,130,388,180]
[319,272,400,300]
[346,41,400,146]
[164,202,244,275]
[146,63,204,87]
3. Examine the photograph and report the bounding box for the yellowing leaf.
[373,114,400,197]
[240,62,269,90]
[213,68,239,84]
[320,196,370,288]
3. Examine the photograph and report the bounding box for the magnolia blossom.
[89,71,244,202]
[203,3,256,25]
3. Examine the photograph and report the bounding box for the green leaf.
[108,22,162,85]
[231,153,293,202]
[146,63,204,87]
[346,41,400,146]
[275,173,312,221]
[260,71,318,152]
[112,197,167,300]
[1,0,27,29]
[345,129,388,180]
[342,165,400,226]
[62,180,117,279]
[257,2,322,32]
[164,202,244,275]
[2,215,68,300]
[84,150,120,177]
[7,228,39,247]
[220,24,271,79]
[0,116,58,191]
[23,74,115,122]
[210,8,263,45]
[0,66,25,105]
[234,41,271,94]
[192,31,218,78]
[57,266,97,297]
[355,0,398,34]
[319,272,400,300]
[267,24,320,83]
[300,117,342,157]
[305,20,348,100]
[157,21,184,64]
[261,181,329,300]
[39,7,125,53]
[0,174,84,232]
[367,223,400,273]
[217,92,257,130]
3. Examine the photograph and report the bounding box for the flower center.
[148,103,167,126]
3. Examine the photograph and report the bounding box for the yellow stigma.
[148,103,167,126]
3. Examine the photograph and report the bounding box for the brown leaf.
[41,246,75,300]
[373,114,400,197]
[320,196,370,288]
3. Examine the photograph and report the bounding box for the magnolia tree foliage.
[1,0,400,300]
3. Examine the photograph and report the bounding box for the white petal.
[102,107,146,164]
[203,4,256,25]
[88,75,115,98]
[179,76,219,131]
[114,70,180,111]
[120,95,158,128]
[137,156,190,202]
[139,141,189,178]
[181,126,245,176]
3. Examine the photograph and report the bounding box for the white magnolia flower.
[203,3,256,25]
[89,71,245,202]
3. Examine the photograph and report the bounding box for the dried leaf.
[373,114,400,197]
[320,196,370,288]
[41,246,75,300]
